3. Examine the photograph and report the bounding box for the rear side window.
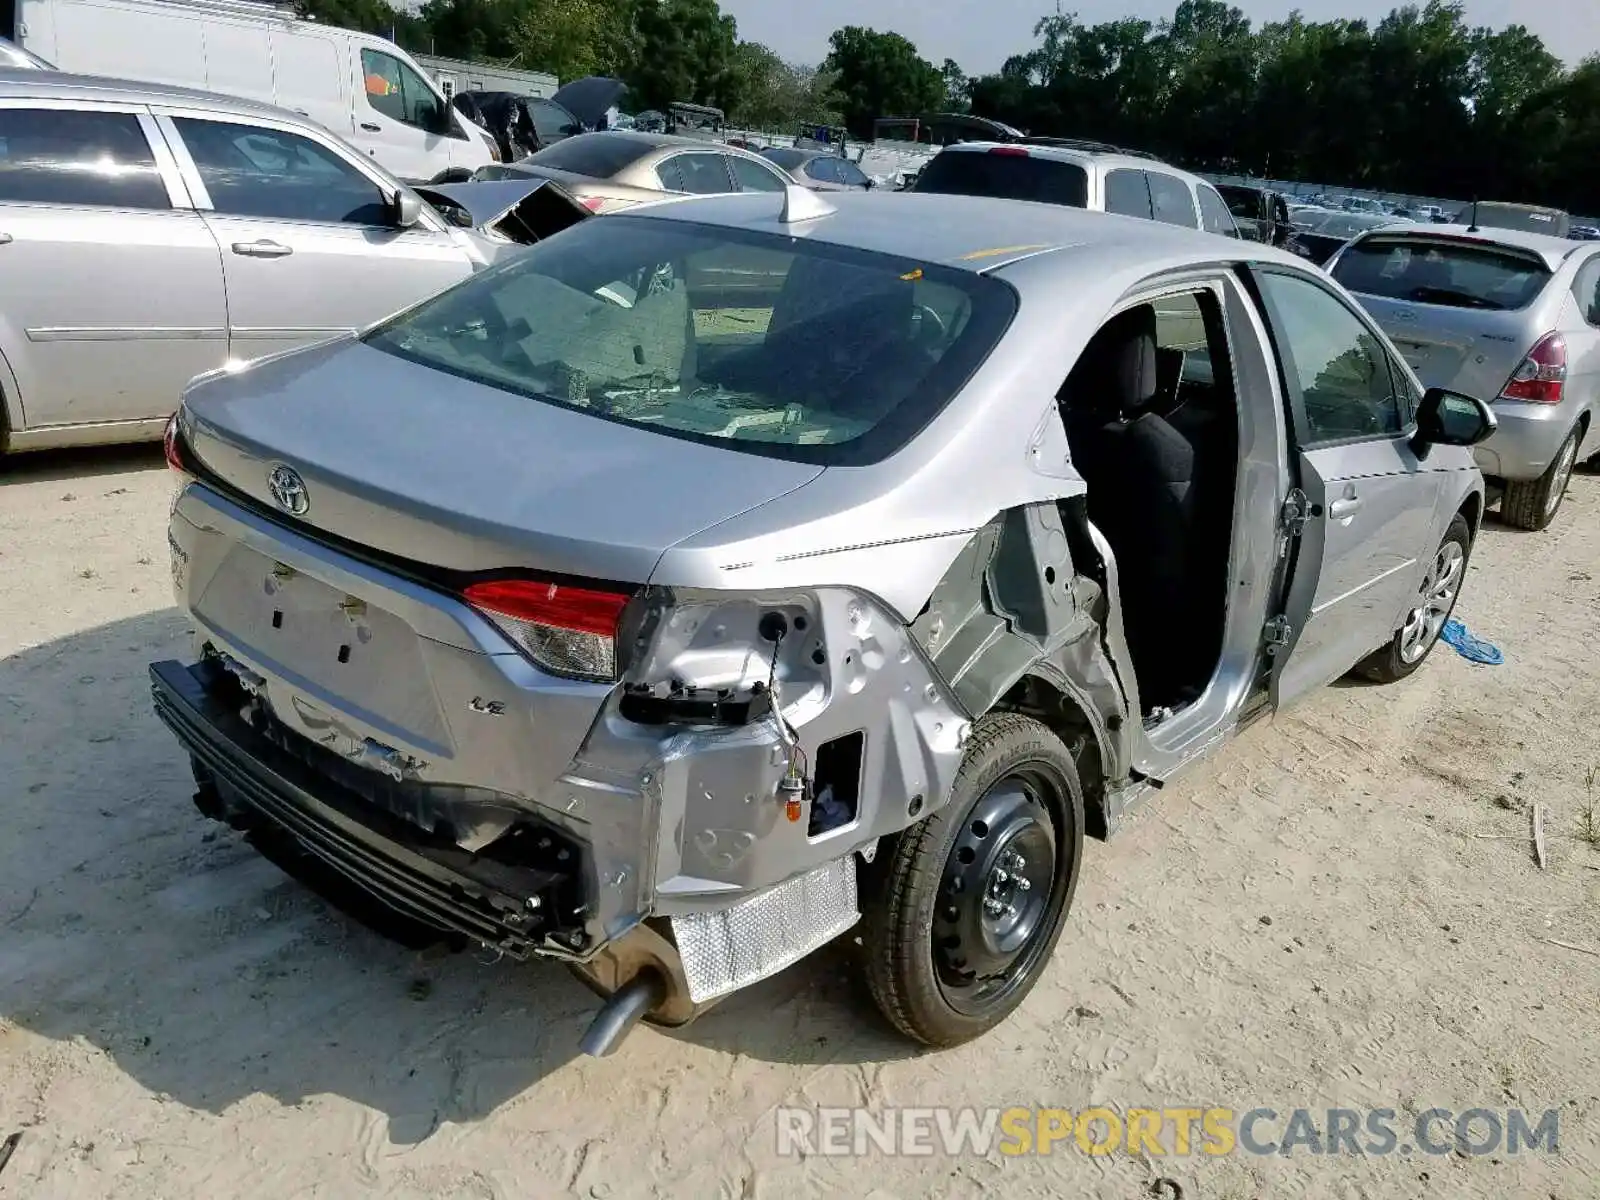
[662,153,732,195]
[0,108,169,209]
[728,154,785,192]
[1331,237,1552,311]
[913,150,1088,208]
[1147,173,1197,228]
[1104,169,1152,219]
[175,118,389,225]
[1197,185,1238,237]
[1572,257,1600,327]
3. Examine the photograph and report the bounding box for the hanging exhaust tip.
[579,969,668,1058]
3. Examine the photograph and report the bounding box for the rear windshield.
[365,215,1016,466]
[1332,236,1552,310]
[518,134,652,178]
[913,149,1088,208]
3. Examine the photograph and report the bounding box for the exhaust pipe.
[579,969,667,1057]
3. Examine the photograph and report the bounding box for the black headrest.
[1068,304,1158,418]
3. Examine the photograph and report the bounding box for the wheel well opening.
[1458,490,1483,539]
[997,674,1109,840]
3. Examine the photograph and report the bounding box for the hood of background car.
[179,338,825,583]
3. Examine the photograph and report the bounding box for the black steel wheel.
[860,712,1085,1046]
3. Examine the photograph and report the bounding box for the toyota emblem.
[267,464,310,516]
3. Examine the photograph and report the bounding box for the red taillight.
[1500,332,1566,404]
[987,146,1029,157]
[463,578,630,681]
[163,411,191,473]
[579,195,606,212]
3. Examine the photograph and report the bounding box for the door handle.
[1329,496,1363,520]
[231,240,293,259]
[359,121,382,132]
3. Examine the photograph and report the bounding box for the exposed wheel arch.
[994,671,1111,840]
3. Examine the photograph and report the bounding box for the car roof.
[0,67,294,122]
[621,190,1302,275]
[1350,222,1586,268]
[933,140,1195,179]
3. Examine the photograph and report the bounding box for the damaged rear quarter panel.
[563,585,970,915]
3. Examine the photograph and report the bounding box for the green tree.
[628,0,740,111]
[507,0,635,81]
[941,58,970,112]
[824,26,945,137]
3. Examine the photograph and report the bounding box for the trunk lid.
[181,338,824,583]
[1358,296,1533,398]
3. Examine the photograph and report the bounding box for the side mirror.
[1413,387,1496,456]
[391,190,424,229]
[863,177,875,190]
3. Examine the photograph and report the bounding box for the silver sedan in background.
[0,70,551,456]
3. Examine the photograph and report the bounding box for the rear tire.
[1356,514,1471,683]
[859,712,1084,1047]
[1501,426,1580,531]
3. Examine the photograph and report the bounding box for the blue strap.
[1440,618,1504,665]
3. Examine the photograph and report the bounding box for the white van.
[9,0,497,181]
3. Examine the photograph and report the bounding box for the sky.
[718,0,1599,76]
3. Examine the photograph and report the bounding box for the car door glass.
[1573,256,1600,326]
[1104,169,1152,220]
[174,117,390,225]
[360,48,444,134]
[728,153,786,192]
[672,153,733,194]
[529,99,578,144]
[839,160,870,188]
[1257,271,1404,443]
[1147,173,1198,228]
[1197,185,1238,237]
[0,108,169,209]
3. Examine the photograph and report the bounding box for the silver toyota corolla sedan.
[1329,223,1600,529]
[149,188,1494,1053]
[0,70,568,456]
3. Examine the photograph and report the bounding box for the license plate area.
[193,543,450,748]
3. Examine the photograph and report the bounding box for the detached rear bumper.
[149,657,588,960]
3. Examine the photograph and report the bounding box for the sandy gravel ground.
[1,448,1597,1200]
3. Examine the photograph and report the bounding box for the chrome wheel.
[1399,540,1465,664]
[1545,434,1579,519]
[933,770,1061,1016]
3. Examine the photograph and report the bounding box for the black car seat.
[1063,305,1206,707]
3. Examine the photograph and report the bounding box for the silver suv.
[911,138,1241,238]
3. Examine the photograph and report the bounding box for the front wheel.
[1356,513,1471,683]
[859,712,1084,1047]
[1501,425,1580,531]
